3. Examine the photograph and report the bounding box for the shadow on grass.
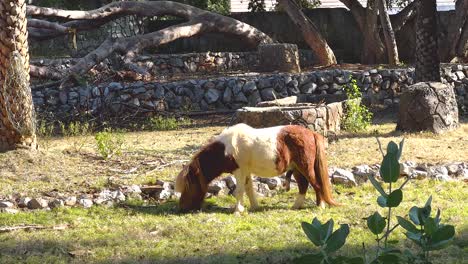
[121,197,325,217]
[1,227,466,264]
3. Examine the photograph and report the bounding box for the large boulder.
[397,82,459,133]
[258,43,301,73]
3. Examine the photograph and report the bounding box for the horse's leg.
[303,164,326,209]
[233,170,247,214]
[292,169,308,209]
[245,175,259,211]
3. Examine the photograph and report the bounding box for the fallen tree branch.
[25,1,274,85]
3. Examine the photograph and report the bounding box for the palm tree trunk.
[415,0,440,82]
[0,0,37,151]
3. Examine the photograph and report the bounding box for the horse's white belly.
[246,146,279,177]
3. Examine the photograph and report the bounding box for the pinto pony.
[175,123,339,213]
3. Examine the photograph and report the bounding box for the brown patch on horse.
[276,125,339,206]
[178,141,239,212]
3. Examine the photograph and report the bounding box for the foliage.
[148,116,190,131]
[174,0,231,14]
[397,196,456,262]
[248,0,267,12]
[297,139,456,264]
[95,129,124,160]
[296,218,357,264]
[274,0,321,11]
[58,121,91,137]
[342,79,373,132]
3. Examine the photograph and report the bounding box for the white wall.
[230,0,456,13]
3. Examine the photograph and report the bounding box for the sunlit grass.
[0,180,466,263]
[0,121,467,263]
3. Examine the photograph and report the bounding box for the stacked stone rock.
[1,162,466,214]
[32,64,468,120]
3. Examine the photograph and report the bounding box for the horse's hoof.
[291,205,303,210]
[319,201,326,209]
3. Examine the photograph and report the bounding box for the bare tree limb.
[30,64,62,79]
[24,1,274,84]
[26,1,202,20]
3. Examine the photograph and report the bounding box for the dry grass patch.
[0,119,467,197]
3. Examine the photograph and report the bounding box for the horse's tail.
[314,133,341,206]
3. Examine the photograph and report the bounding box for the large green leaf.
[377,253,400,264]
[418,206,431,225]
[397,139,405,160]
[312,217,322,229]
[397,216,420,234]
[405,231,422,246]
[367,212,386,235]
[333,256,365,264]
[301,222,322,247]
[294,253,324,264]
[321,219,334,242]
[434,209,441,226]
[409,206,421,225]
[424,217,437,235]
[387,141,399,155]
[387,189,403,207]
[344,257,365,264]
[380,153,400,183]
[428,225,455,250]
[368,175,387,197]
[377,196,387,208]
[425,195,433,208]
[324,224,350,253]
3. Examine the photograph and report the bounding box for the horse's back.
[217,124,286,177]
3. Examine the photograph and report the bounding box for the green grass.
[0,121,467,263]
[0,180,467,264]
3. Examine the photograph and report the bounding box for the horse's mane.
[176,139,215,192]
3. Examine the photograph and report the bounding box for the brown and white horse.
[175,123,340,213]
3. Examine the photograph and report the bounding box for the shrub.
[95,130,124,160]
[149,116,190,131]
[296,139,456,264]
[342,79,373,132]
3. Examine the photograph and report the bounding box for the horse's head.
[175,162,206,212]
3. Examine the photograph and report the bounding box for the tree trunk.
[415,0,440,82]
[339,0,385,64]
[361,2,386,64]
[25,1,274,81]
[278,0,336,66]
[377,0,399,65]
[441,0,468,61]
[0,0,37,151]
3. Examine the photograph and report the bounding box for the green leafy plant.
[296,218,362,264]
[95,129,124,160]
[149,116,190,131]
[342,79,372,132]
[58,121,93,152]
[297,138,456,264]
[37,120,55,150]
[397,196,456,263]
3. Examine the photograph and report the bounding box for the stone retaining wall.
[31,50,315,77]
[33,64,468,121]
